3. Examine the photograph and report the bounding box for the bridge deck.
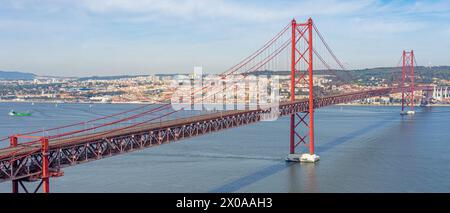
[0,109,253,159]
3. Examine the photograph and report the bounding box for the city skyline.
[0,0,450,77]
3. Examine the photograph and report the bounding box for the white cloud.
[80,0,275,21]
[363,0,450,18]
[1,0,450,75]
[78,0,374,22]
[408,0,450,14]
[351,17,426,35]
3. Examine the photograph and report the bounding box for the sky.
[0,0,449,77]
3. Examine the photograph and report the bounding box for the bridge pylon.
[400,50,415,115]
[8,135,62,193]
[286,18,319,163]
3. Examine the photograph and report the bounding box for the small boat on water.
[8,110,32,117]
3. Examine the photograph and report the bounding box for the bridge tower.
[8,135,62,193]
[400,50,415,115]
[286,18,319,163]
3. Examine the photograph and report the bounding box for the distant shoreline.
[1,100,449,107]
[337,103,450,107]
[0,100,166,105]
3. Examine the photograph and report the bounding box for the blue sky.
[0,0,449,77]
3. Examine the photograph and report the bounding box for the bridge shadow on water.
[208,115,397,193]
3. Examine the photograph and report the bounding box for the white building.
[433,86,449,101]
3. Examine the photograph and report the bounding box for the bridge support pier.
[8,136,56,193]
[10,136,19,193]
[286,153,320,163]
[12,180,19,193]
[41,137,50,193]
[11,179,49,193]
[286,18,319,163]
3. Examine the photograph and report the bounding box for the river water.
[0,102,449,192]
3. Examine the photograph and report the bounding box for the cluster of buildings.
[0,73,448,106]
[433,86,450,101]
[0,75,173,103]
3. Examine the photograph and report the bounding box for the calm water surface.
[0,102,449,192]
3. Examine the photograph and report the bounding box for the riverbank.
[0,100,168,105]
[1,100,450,107]
[337,103,450,107]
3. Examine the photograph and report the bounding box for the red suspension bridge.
[0,18,433,193]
